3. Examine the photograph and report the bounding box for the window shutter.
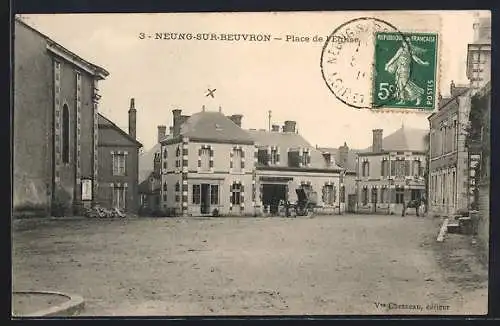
[241,160,245,169]
[209,160,214,168]
[210,149,214,157]
[240,184,245,193]
[405,160,411,176]
[381,160,385,176]
[241,150,245,159]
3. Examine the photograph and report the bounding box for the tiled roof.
[247,129,342,170]
[362,126,428,153]
[180,111,254,144]
[97,113,143,147]
[316,146,361,172]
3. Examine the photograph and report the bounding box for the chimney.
[338,142,349,168]
[271,124,280,132]
[283,120,296,133]
[450,80,455,96]
[172,109,182,136]
[128,98,137,139]
[157,125,166,143]
[229,114,243,127]
[372,129,383,153]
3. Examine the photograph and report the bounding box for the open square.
[13,215,487,316]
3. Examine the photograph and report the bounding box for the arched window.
[62,104,70,163]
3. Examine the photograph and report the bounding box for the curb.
[13,291,85,317]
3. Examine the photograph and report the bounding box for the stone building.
[428,82,471,215]
[96,98,143,213]
[249,122,343,215]
[152,108,343,216]
[428,14,491,216]
[13,18,109,216]
[317,143,360,212]
[355,127,428,214]
[159,108,255,216]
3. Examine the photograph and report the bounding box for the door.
[201,183,210,214]
[348,194,356,213]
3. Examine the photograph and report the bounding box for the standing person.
[401,200,406,217]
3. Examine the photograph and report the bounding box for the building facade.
[154,109,343,216]
[428,14,491,216]
[356,127,427,215]
[249,121,343,215]
[160,108,255,216]
[96,99,143,213]
[13,18,109,216]
[317,143,360,212]
[428,83,471,215]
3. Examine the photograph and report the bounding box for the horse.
[402,198,426,217]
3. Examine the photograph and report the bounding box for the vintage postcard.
[12,11,490,317]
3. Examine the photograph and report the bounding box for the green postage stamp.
[373,32,438,111]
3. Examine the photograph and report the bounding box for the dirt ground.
[12,215,488,316]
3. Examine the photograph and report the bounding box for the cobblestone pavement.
[12,215,488,316]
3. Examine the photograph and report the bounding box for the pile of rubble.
[84,206,126,219]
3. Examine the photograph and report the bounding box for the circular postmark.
[320,17,413,109]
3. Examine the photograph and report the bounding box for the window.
[113,153,126,176]
[396,187,404,204]
[176,146,180,157]
[163,182,167,191]
[233,148,242,172]
[394,160,405,177]
[258,149,269,165]
[322,184,336,205]
[362,188,368,205]
[270,148,279,165]
[231,183,241,205]
[301,151,311,166]
[112,186,127,210]
[192,184,201,204]
[163,162,167,169]
[405,160,411,176]
[371,188,378,203]
[381,159,389,177]
[200,148,211,171]
[413,160,422,177]
[62,104,70,163]
[175,182,180,192]
[340,185,345,203]
[362,161,370,177]
[162,194,167,201]
[163,148,167,159]
[380,188,387,203]
[210,185,219,205]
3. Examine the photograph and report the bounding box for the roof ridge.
[98,112,143,147]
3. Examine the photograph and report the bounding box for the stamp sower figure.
[384,38,430,106]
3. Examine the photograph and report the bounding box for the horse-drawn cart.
[293,187,318,217]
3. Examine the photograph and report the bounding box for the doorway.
[262,184,287,215]
[201,183,210,214]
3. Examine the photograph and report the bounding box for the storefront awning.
[259,176,294,182]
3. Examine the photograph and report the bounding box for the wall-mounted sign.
[81,179,93,201]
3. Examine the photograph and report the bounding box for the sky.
[19,11,489,151]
